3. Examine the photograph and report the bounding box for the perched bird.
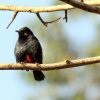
[14,27,45,81]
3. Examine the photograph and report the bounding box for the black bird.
[14,27,45,81]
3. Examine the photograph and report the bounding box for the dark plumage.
[14,27,45,81]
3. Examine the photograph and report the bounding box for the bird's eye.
[24,33,27,36]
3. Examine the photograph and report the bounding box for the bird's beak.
[15,30,20,33]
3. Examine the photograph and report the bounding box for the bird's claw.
[35,62,41,71]
[20,62,29,71]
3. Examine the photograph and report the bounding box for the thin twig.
[0,56,100,71]
[36,13,47,27]
[36,13,61,27]
[7,11,18,29]
[63,10,68,22]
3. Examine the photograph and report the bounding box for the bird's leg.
[20,62,29,71]
[35,62,41,71]
[20,62,24,64]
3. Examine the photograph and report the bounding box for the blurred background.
[0,0,100,100]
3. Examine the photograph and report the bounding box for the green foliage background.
[19,1,100,100]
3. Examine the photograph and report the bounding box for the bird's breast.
[24,54,32,63]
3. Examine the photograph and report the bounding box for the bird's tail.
[33,71,45,81]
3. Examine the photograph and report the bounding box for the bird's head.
[16,27,34,38]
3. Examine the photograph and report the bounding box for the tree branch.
[60,0,100,14]
[0,56,100,71]
[0,0,99,13]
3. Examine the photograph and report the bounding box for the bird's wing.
[27,39,43,64]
